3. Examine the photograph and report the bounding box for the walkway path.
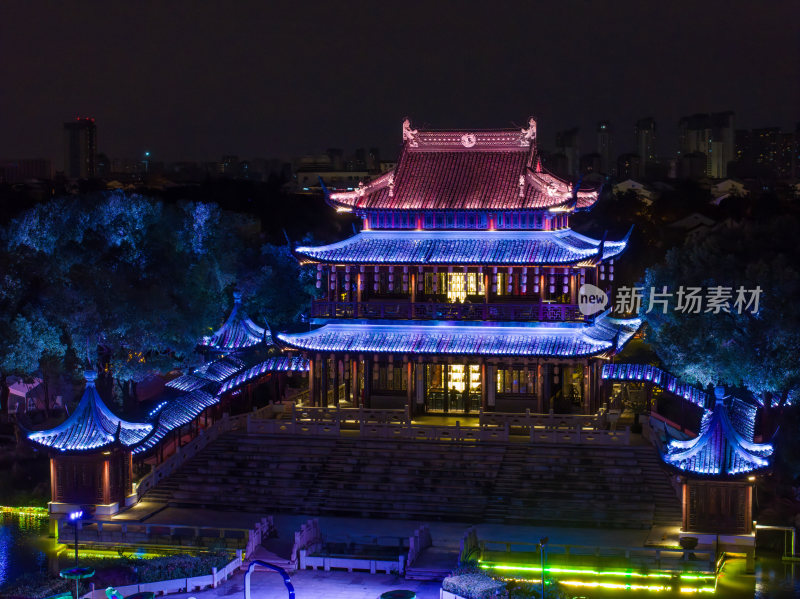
[166,569,442,599]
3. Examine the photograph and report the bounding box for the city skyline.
[1,1,797,168]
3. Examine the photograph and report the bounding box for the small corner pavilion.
[664,388,773,535]
[25,370,153,515]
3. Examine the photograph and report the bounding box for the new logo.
[578,284,608,316]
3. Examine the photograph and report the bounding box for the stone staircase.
[141,432,681,529]
[633,445,683,526]
[303,438,503,521]
[485,443,682,529]
[143,434,337,512]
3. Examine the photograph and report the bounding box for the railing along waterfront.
[479,539,716,573]
[311,300,584,322]
[80,551,244,598]
[63,516,273,556]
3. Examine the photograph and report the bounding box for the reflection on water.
[0,513,51,589]
[754,557,800,599]
[557,556,800,598]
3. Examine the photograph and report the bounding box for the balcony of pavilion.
[296,228,631,324]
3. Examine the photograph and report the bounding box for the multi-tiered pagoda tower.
[280,118,640,416]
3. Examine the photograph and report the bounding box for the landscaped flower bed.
[442,572,506,598]
[0,552,233,599]
[441,561,566,599]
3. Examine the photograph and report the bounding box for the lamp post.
[67,510,83,566]
[68,510,84,565]
[64,509,85,599]
[143,151,150,174]
[539,536,548,599]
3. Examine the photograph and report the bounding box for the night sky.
[1,1,797,167]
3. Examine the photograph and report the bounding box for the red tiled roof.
[328,125,598,212]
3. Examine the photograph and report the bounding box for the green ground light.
[480,561,718,594]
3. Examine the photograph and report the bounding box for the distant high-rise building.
[634,118,656,178]
[734,126,797,179]
[617,153,641,180]
[63,117,97,178]
[555,127,580,176]
[0,158,51,183]
[597,121,613,175]
[219,155,239,176]
[678,112,735,178]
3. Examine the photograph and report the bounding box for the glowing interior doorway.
[449,364,481,393]
[446,273,484,303]
[425,363,482,412]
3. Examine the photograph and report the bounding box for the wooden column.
[486,363,495,411]
[583,359,591,414]
[416,359,425,413]
[308,356,316,407]
[342,355,353,406]
[332,356,340,406]
[444,364,450,413]
[484,271,490,304]
[542,363,552,413]
[570,270,578,304]
[363,359,372,409]
[406,360,413,420]
[536,362,544,413]
[320,355,329,407]
[480,360,488,412]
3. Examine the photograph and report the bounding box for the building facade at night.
[279,118,640,416]
[63,117,97,179]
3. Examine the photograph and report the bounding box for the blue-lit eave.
[276,315,640,358]
[661,403,773,479]
[293,229,630,267]
[23,383,154,454]
[25,424,154,455]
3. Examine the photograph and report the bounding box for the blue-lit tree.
[643,216,800,423]
[0,191,314,413]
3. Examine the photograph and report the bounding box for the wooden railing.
[247,407,630,445]
[67,516,273,557]
[311,300,584,322]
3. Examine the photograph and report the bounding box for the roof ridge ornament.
[520,117,537,146]
[519,174,525,198]
[402,118,419,147]
[388,172,394,197]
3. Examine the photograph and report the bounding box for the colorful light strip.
[480,563,714,581]
[0,506,49,517]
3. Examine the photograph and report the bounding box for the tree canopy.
[642,215,800,407]
[0,191,315,407]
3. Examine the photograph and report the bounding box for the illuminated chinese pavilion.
[24,293,308,515]
[665,388,772,535]
[24,370,153,515]
[279,118,641,415]
[136,290,308,457]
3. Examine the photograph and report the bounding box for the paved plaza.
[169,569,441,599]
